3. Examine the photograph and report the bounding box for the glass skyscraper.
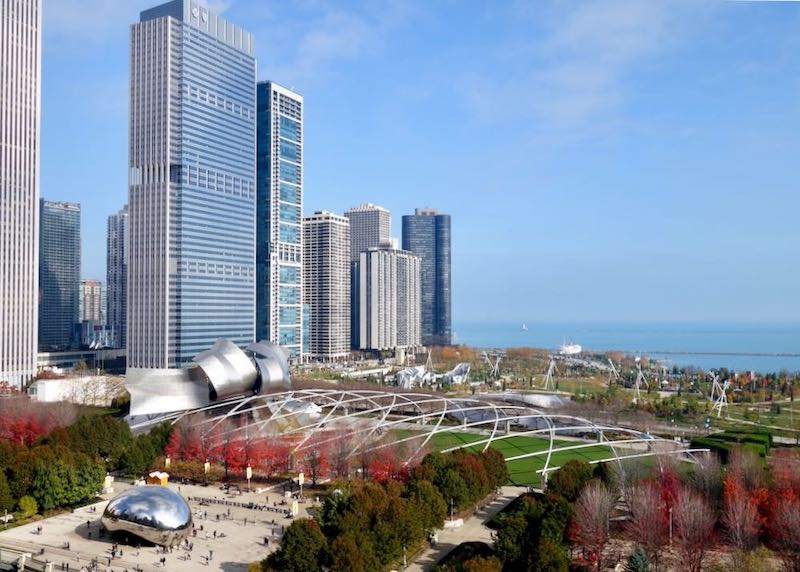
[128,0,256,368]
[0,0,41,388]
[39,200,81,351]
[256,81,304,361]
[107,205,128,349]
[402,208,452,346]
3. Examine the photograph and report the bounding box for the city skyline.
[39,0,800,322]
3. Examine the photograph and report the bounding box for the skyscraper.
[128,0,256,368]
[80,279,103,323]
[344,203,391,262]
[0,0,41,388]
[107,205,128,349]
[355,247,421,352]
[39,200,81,351]
[303,212,350,361]
[256,81,304,360]
[344,203,391,349]
[402,209,451,346]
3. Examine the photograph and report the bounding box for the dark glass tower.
[39,199,81,351]
[401,209,451,346]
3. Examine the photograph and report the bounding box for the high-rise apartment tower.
[355,247,421,352]
[256,81,304,360]
[402,208,451,346]
[80,279,103,323]
[128,0,256,368]
[303,212,350,361]
[107,205,128,349]
[0,0,41,388]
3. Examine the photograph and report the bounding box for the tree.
[548,460,593,502]
[572,480,616,571]
[674,487,716,572]
[722,476,760,550]
[329,533,380,572]
[624,548,651,572]
[406,478,447,533]
[691,452,723,507]
[263,519,329,572]
[493,511,528,568]
[462,555,503,572]
[532,538,569,572]
[770,497,800,572]
[17,495,37,519]
[0,471,14,512]
[625,481,667,568]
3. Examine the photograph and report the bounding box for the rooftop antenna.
[709,371,729,418]
[543,356,557,391]
[633,357,649,402]
[607,358,621,388]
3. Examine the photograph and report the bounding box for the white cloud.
[462,0,716,131]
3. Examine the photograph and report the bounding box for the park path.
[406,485,528,572]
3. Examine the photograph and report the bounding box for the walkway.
[406,486,528,572]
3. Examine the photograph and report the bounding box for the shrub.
[17,495,37,519]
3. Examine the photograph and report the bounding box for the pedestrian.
[209,550,213,561]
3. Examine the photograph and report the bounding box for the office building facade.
[107,205,128,349]
[402,209,451,346]
[256,81,304,360]
[343,203,391,262]
[303,212,350,361]
[0,0,41,388]
[128,0,256,368]
[80,279,103,323]
[355,247,421,352]
[39,200,81,351]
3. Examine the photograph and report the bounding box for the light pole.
[403,545,407,568]
[668,507,673,544]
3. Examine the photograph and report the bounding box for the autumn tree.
[722,476,760,550]
[625,481,667,569]
[674,487,716,572]
[770,497,800,572]
[572,480,616,571]
[548,460,594,502]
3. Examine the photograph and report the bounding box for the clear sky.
[40,0,800,323]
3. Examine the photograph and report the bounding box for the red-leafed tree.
[572,480,616,571]
[675,487,716,572]
[299,435,330,486]
[721,475,760,550]
[771,496,800,572]
[625,480,668,569]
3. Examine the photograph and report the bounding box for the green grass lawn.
[395,430,614,487]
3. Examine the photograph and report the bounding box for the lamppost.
[403,545,407,568]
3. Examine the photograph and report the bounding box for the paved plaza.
[0,480,313,572]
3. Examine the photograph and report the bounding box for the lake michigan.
[453,321,800,374]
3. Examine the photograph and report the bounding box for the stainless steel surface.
[194,339,258,400]
[102,486,192,546]
[248,340,291,392]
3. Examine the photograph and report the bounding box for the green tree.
[407,479,447,533]
[329,533,381,572]
[436,468,471,511]
[493,512,528,568]
[624,548,651,572]
[263,519,329,572]
[547,460,594,502]
[0,471,14,512]
[17,495,37,519]
[480,449,509,489]
[532,538,569,572]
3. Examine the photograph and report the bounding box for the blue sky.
[41,0,800,323]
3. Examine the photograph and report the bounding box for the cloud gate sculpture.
[101,486,192,546]
[126,339,291,417]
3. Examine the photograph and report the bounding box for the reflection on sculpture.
[126,339,292,416]
[101,486,192,546]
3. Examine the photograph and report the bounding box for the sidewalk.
[406,485,528,572]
